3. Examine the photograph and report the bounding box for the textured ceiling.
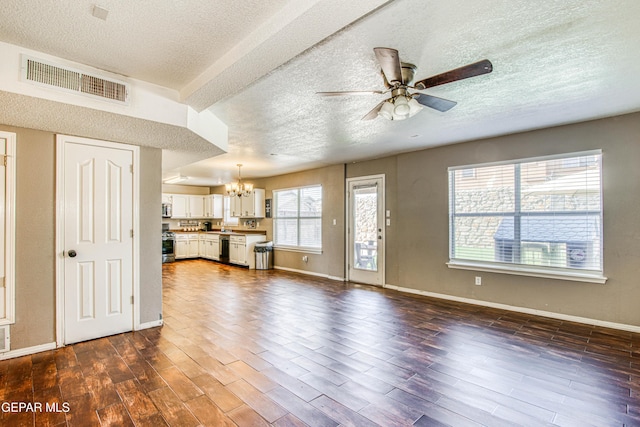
[1,0,640,186]
[0,0,290,90]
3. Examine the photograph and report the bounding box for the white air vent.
[21,55,129,104]
[0,325,9,353]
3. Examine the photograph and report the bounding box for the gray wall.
[11,126,56,349]
[0,124,163,350]
[211,164,346,278]
[264,164,346,279]
[139,146,163,324]
[347,112,640,327]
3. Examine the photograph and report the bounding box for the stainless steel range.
[162,223,175,263]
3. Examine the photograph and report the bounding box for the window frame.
[272,185,322,253]
[222,196,238,226]
[447,150,607,284]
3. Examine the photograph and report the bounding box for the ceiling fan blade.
[361,100,386,120]
[413,59,493,90]
[374,47,403,84]
[316,90,384,96]
[414,94,457,112]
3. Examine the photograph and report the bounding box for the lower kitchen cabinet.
[229,234,266,268]
[175,239,188,259]
[230,235,246,265]
[175,232,265,267]
[203,234,219,260]
[176,233,200,259]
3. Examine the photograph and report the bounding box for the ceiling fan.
[317,47,492,121]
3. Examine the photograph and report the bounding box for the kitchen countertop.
[171,230,267,235]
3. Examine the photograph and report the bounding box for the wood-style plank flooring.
[1,259,639,426]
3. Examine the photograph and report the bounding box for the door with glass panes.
[347,175,384,285]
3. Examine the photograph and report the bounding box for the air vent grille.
[81,73,127,102]
[23,57,128,103]
[26,59,81,91]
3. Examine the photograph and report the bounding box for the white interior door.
[347,175,384,285]
[61,139,134,344]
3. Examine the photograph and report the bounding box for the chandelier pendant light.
[226,164,253,197]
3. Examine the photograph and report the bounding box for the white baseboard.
[384,284,640,334]
[136,319,163,330]
[274,266,345,282]
[0,341,57,360]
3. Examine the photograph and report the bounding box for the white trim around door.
[55,135,140,347]
[346,174,385,286]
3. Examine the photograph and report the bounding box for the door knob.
[68,250,77,258]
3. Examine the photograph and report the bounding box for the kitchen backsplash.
[163,218,266,231]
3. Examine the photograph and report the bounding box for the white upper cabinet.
[231,189,265,218]
[204,194,223,218]
[188,195,204,218]
[164,193,223,218]
[171,194,189,218]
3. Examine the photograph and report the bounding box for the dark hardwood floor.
[1,259,639,426]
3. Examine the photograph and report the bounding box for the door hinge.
[129,164,133,173]
[130,295,134,304]
[130,229,134,238]
[1,154,7,167]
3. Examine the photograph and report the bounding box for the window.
[273,185,322,250]
[448,151,604,282]
[223,196,238,226]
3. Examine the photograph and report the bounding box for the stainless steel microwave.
[162,203,172,218]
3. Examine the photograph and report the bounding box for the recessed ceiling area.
[1,0,640,186]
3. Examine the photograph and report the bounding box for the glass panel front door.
[353,185,378,271]
[347,176,384,285]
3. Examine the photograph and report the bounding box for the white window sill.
[447,260,607,284]
[274,246,323,255]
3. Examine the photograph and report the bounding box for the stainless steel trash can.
[254,241,273,269]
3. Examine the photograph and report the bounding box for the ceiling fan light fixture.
[408,97,424,117]
[378,100,394,120]
[392,96,410,119]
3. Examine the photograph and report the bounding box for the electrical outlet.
[302,256,309,263]
[475,276,482,285]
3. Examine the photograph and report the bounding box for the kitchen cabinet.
[163,193,222,218]
[169,194,204,218]
[228,234,267,268]
[203,238,213,259]
[204,194,223,218]
[189,196,204,219]
[230,189,265,218]
[175,239,188,259]
[175,233,199,259]
[230,235,246,265]
[195,233,220,261]
[229,195,242,218]
[171,194,189,218]
[199,234,206,257]
[210,234,220,260]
